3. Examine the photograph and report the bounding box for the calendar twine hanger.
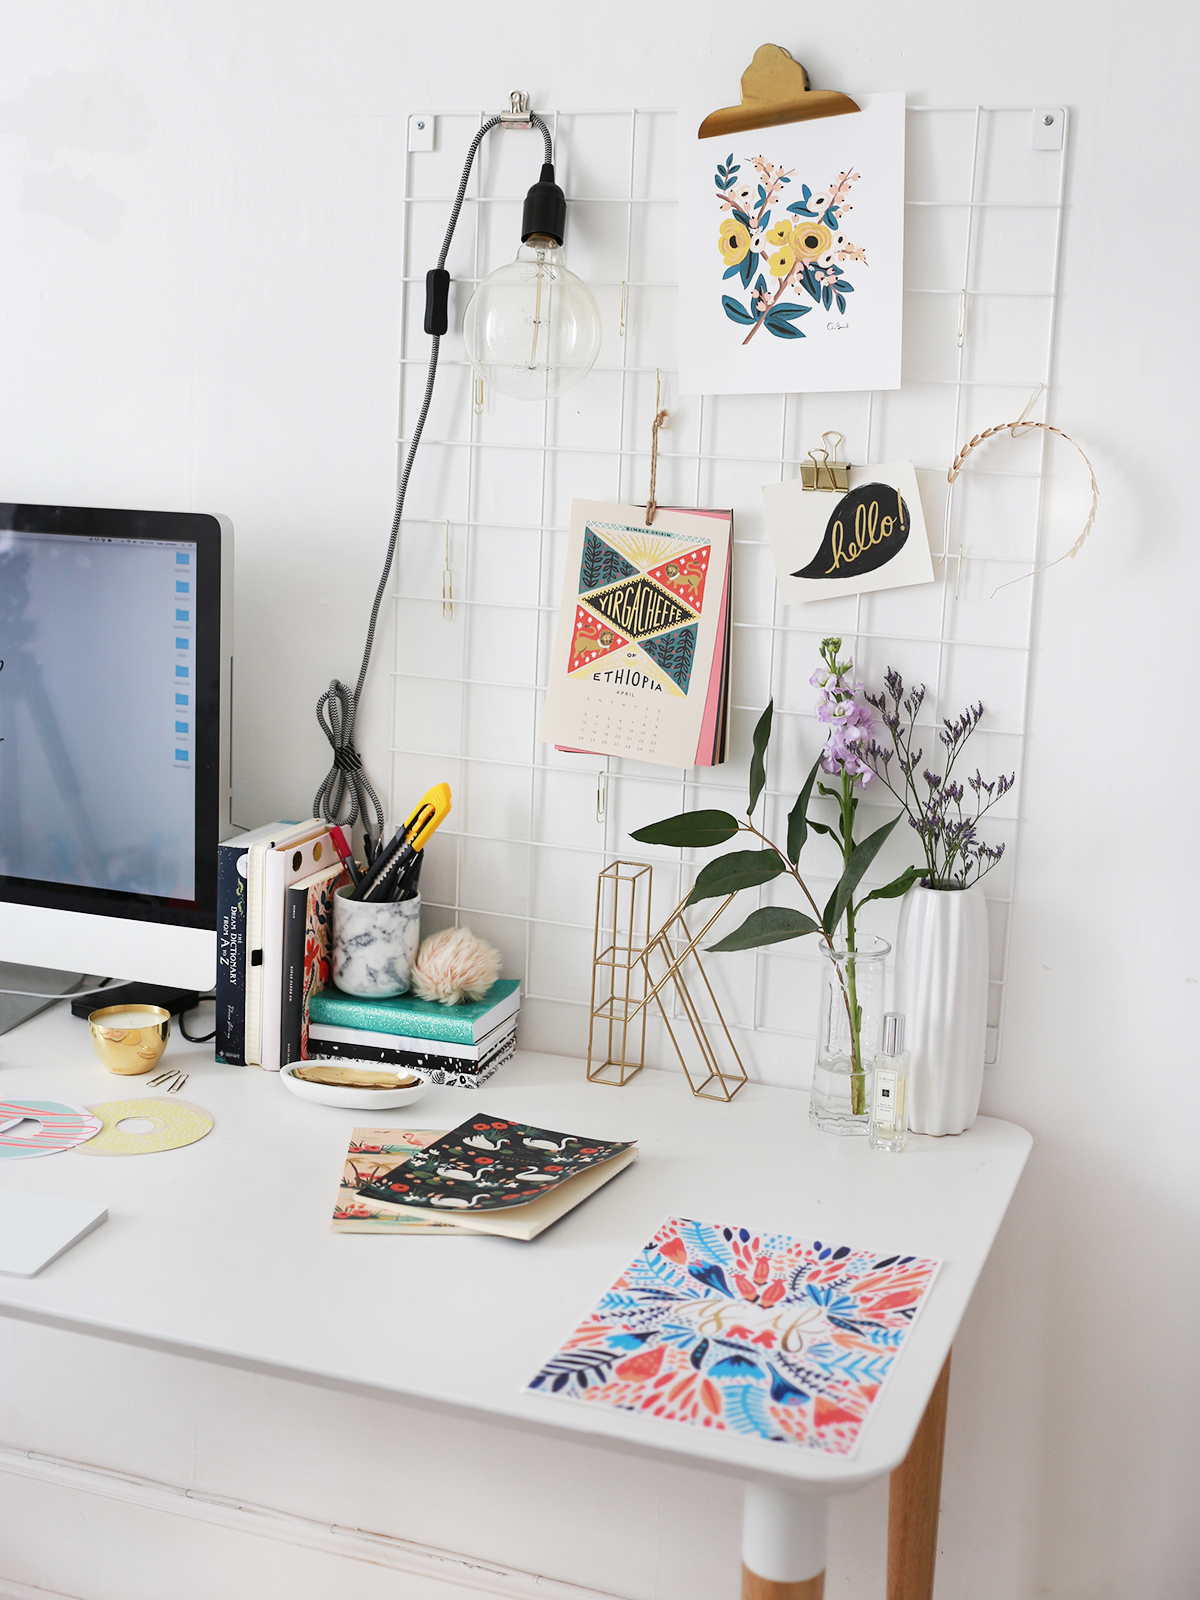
[644,370,669,525]
[944,384,1099,598]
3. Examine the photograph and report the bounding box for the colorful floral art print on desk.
[678,94,905,395]
[538,500,732,769]
[528,1217,939,1456]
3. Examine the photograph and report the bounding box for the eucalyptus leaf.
[748,701,773,816]
[686,849,786,905]
[856,864,923,908]
[629,809,741,848]
[786,755,822,864]
[707,906,821,953]
[822,815,902,935]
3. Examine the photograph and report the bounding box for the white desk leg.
[741,1480,826,1600]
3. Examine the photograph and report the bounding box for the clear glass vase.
[809,937,891,1136]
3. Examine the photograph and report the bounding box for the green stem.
[840,774,866,1116]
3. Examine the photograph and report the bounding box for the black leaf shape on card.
[793,482,911,580]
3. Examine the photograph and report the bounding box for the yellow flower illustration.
[765,218,792,248]
[768,244,796,279]
[791,221,832,261]
[719,219,750,265]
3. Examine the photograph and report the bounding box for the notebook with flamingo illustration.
[357,1114,638,1240]
[527,1216,939,1456]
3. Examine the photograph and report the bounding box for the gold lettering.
[825,518,846,573]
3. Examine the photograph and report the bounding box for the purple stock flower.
[813,638,875,785]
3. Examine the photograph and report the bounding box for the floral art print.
[529,1216,938,1455]
[716,159,864,343]
[679,94,905,395]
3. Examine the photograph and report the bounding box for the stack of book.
[306,979,521,1088]
[215,820,350,1069]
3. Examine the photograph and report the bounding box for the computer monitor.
[0,504,233,992]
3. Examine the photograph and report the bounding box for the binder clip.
[801,432,850,492]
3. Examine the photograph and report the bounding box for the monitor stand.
[0,961,91,1037]
[0,963,203,1037]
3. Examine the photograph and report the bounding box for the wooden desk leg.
[887,1351,952,1600]
[741,1482,826,1600]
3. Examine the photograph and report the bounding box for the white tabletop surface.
[0,1006,1030,1492]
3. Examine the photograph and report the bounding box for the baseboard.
[0,1445,624,1600]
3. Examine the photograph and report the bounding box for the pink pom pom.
[411,926,502,1005]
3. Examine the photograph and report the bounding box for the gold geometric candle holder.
[587,861,748,1102]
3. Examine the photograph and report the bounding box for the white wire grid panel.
[387,105,1068,1089]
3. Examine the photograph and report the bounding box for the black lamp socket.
[521,162,566,247]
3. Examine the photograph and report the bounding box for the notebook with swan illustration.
[357,1114,638,1240]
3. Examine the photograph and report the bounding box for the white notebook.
[0,1191,107,1276]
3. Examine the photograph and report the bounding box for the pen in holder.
[331,888,421,999]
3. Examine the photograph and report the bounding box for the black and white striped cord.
[312,111,553,848]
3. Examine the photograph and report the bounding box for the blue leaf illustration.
[757,184,766,206]
[732,207,751,226]
[689,1259,733,1293]
[721,296,754,326]
[840,280,855,294]
[788,200,817,217]
[722,1379,775,1438]
[723,262,742,280]
[690,1337,710,1369]
[768,1364,809,1404]
[710,1354,761,1378]
[738,249,756,288]
[822,286,833,310]
[836,293,846,314]
[764,303,809,340]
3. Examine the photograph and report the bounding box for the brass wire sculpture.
[588,862,748,1101]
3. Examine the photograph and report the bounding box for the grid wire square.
[398,439,471,525]
[545,448,623,530]
[624,285,678,369]
[463,681,536,763]
[405,197,476,283]
[567,198,635,283]
[874,384,960,468]
[551,367,623,454]
[939,637,1026,732]
[632,111,678,202]
[904,203,971,292]
[458,834,530,921]
[555,112,635,202]
[534,766,606,851]
[462,600,538,687]
[622,369,701,460]
[403,358,473,446]
[904,108,979,204]
[783,392,873,464]
[970,205,1060,296]
[461,759,533,844]
[470,443,550,528]
[946,558,1037,649]
[901,291,962,383]
[466,523,543,609]
[860,572,946,647]
[963,296,1055,387]
[393,672,463,757]
[627,197,680,288]
[526,919,595,1010]
[529,846,609,935]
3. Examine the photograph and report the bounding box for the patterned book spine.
[214,841,247,1065]
[296,867,349,1061]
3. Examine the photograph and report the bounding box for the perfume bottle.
[869,1012,910,1152]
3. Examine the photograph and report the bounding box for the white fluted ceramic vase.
[893,884,988,1135]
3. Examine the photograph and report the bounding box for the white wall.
[1,4,1197,1597]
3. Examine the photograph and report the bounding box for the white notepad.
[0,1191,107,1276]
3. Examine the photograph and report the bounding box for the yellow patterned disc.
[79,1098,213,1155]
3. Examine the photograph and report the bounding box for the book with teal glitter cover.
[307,978,521,1045]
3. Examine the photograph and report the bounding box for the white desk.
[0,1007,1029,1598]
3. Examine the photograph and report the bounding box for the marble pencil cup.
[331,888,421,999]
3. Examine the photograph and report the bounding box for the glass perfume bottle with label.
[869,1012,910,1152]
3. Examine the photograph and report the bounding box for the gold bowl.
[88,1005,171,1075]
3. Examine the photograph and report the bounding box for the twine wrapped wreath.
[945,385,1099,597]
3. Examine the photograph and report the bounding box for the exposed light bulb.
[462,161,601,401]
[464,237,601,400]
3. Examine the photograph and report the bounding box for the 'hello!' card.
[762,461,934,604]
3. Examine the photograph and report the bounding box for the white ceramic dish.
[279,1064,430,1111]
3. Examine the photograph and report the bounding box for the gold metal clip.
[801,431,850,491]
[442,520,453,621]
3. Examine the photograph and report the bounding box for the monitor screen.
[0,505,224,930]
